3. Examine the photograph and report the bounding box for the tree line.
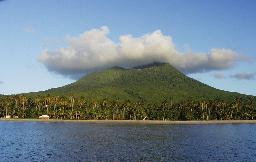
[0,95,255,120]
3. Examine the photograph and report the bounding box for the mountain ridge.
[25,62,251,103]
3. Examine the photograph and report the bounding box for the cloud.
[213,73,226,79]
[23,26,35,33]
[230,72,256,80]
[39,26,248,79]
[0,81,3,84]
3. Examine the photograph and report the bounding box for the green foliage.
[0,95,255,120]
[26,63,250,103]
[1,62,255,120]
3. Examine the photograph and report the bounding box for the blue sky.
[0,0,255,95]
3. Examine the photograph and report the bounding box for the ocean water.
[0,121,256,162]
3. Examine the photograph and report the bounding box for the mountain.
[27,62,249,103]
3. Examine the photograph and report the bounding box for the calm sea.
[0,121,256,162]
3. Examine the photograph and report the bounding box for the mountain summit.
[31,63,245,102]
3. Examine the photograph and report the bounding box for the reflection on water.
[0,121,256,161]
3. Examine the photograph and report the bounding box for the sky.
[0,0,255,95]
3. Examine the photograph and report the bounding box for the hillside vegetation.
[28,62,246,103]
[1,63,255,120]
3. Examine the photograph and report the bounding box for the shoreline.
[1,119,256,124]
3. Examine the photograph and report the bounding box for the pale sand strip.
[1,119,256,124]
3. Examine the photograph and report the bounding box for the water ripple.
[0,122,256,161]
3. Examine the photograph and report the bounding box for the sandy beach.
[1,119,256,124]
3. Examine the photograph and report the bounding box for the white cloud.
[39,26,247,78]
[23,26,35,33]
[213,72,226,79]
[231,72,256,80]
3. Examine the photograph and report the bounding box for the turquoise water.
[0,121,256,161]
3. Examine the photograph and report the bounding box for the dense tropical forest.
[0,95,255,120]
[26,63,245,103]
[1,63,255,120]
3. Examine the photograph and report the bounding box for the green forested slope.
[27,63,248,103]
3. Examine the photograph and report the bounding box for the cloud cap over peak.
[39,26,247,79]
